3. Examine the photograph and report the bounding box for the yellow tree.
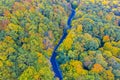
[62,30,75,50]
[76,24,83,32]
[61,60,87,80]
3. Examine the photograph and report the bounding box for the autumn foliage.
[0,0,120,80]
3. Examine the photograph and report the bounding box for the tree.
[76,24,83,32]
[71,1,78,9]
[91,63,103,73]
[84,38,100,50]
[103,35,110,42]
[60,60,88,80]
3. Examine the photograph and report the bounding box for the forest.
[0,0,120,80]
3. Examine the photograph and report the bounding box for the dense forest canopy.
[57,0,120,80]
[0,0,120,80]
